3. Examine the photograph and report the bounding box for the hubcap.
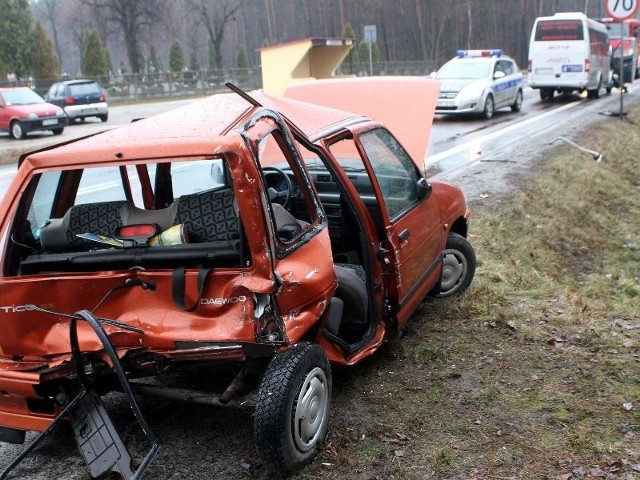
[439,248,468,295]
[485,98,494,117]
[11,124,22,138]
[293,367,328,452]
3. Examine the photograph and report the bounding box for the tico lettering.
[0,304,54,313]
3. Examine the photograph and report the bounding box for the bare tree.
[80,0,167,73]
[35,0,64,63]
[188,0,242,69]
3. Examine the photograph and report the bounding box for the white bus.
[528,12,613,100]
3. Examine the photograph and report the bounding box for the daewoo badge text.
[200,296,248,305]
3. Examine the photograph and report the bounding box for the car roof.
[0,87,32,92]
[56,79,100,86]
[21,91,366,169]
[448,55,511,63]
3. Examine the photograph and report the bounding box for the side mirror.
[416,177,432,201]
[494,71,506,79]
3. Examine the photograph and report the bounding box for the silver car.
[434,49,524,119]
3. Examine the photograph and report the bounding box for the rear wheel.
[587,77,602,99]
[539,88,554,101]
[432,232,476,298]
[511,90,523,112]
[9,121,25,139]
[52,127,64,135]
[482,94,494,119]
[255,342,331,474]
[99,113,108,122]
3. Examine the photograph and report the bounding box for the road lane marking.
[426,100,581,166]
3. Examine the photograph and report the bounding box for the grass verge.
[300,108,640,479]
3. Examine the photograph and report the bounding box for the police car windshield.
[437,60,492,80]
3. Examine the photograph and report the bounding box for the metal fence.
[2,60,437,103]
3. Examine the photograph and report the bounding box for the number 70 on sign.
[606,0,640,20]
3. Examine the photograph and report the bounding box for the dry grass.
[298,109,640,479]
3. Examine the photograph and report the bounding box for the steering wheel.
[263,167,292,208]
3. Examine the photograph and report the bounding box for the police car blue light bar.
[456,49,503,58]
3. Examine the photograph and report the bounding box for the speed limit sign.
[606,0,640,20]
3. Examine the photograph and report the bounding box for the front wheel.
[482,94,494,119]
[432,232,476,298]
[255,342,331,474]
[10,121,25,139]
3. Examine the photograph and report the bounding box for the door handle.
[399,229,410,243]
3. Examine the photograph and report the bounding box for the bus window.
[535,20,584,41]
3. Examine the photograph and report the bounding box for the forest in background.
[0,0,630,83]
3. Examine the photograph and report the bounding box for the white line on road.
[426,100,581,166]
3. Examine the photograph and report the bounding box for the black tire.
[255,342,331,474]
[539,88,554,101]
[587,77,601,99]
[433,232,476,298]
[10,121,25,139]
[99,114,108,122]
[52,127,64,135]
[482,94,494,119]
[511,90,523,112]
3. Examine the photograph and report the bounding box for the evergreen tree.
[0,0,33,79]
[189,52,199,71]
[32,22,60,80]
[342,23,358,63]
[207,38,216,70]
[149,45,163,73]
[236,44,249,72]
[358,40,381,65]
[81,29,109,77]
[169,42,184,73]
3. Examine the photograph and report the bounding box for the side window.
[357,128,421,219]
[257,129,320,246]
[246,116,323,252]
[502,60,514,76]
[27,171,63,240]
[169,159,228,197]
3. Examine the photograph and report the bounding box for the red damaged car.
[0,79,475,478]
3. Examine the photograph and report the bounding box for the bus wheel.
[539,88,553,101]
[587,78,601,99]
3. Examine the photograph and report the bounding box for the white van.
[528,12,613,100]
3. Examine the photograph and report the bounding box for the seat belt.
[171,265,212,311]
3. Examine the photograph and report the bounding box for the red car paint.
[0,80,474,476]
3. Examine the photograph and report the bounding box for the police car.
[434,49,524,119]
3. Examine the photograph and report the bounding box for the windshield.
[436,60,491,80]
[1,89,45,106]
[69,82,101,96]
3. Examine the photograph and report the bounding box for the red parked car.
[0,87,67,139]
[0,79,475,478]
